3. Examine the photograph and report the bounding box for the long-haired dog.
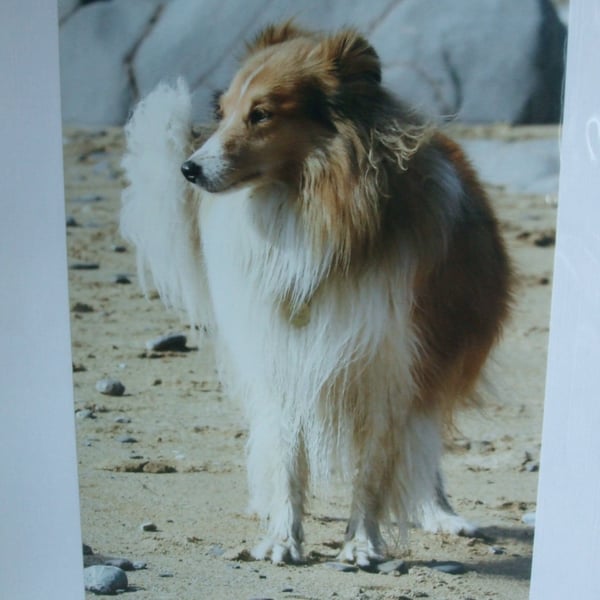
[121,22,512,566]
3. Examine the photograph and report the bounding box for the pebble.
[145,333,188,352]
[73,194,104,203]
[114,274,131,284]
[70,262,100,270]
[83,565,128,595]
[489,546,505,555]
[377,559,408,575]
[66,215,79,227]
[117,435,137,444]
[114,416,131,424]
[104,558,134,571]
[428,561,467,575]
[72,301,94,313]
[96,378,125,396]
[83,543,94,556]
[132,561,147,570]
[140,522,157,532]
[112,245,128,253]
[324,561,358,573]
[76,409,95,420]
[522,512,536,527]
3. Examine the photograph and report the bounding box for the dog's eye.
[248,108,272,125]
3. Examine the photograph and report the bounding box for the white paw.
[337,538,386,567]
[251,536,304,565]
[420,511,479,537]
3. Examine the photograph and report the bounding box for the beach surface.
[65,124,556,599]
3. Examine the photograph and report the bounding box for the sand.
[64,123,556,599]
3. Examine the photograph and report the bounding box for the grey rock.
[60,0,565,125]
[377,559,408,575]
[145,333,188,352]
[371,0,565,123]
[140,521,158,532]
[104,557,134,571]
[459,137,560,195]
[132,560,147,570]
[83,565,128,595]
[324,561,358,572]
[114,274,132,284]
[96,378,126,396]
[66,215,79,227]
[59,0,162,125]
[117,435,137,444]
[429,560,467,574]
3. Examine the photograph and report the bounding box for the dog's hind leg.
[246,407,308,564]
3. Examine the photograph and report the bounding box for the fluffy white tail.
[120,79,209,328]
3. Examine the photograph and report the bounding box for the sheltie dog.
[121,22,512,566]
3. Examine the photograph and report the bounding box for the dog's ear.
[245,20,308,55]
[321,29,381,87]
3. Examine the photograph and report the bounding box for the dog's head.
[181,22,382,193]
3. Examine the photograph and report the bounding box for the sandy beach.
[65,123,556,599]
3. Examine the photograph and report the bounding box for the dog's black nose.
[181,160,202,183]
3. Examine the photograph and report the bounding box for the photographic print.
[57,1,568,597]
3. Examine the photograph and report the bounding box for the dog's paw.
[337,538,386,568]
[419,511,480,537]
[251,536,304,565]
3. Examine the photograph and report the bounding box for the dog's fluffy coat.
[121,23,512,565]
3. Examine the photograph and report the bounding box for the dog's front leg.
[246,411,308,564]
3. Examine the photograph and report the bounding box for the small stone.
[76,409,95,420]
[114,274,131,284]
[145,333,188,352]
[112,245,127,253]
[69,262,100,270]
[104,558,134,571]
[377,559,408,575]
[324,561,358,573]
[72,301,94,313]
[83,565,128,594]
[73,194,104,203]
[489,546,505,555]
[132,561,147,570]
[82,543,94,556]
[140,522,157,532]
[159,572,174,578]
[522,512,536,527]
[428,561,467,575]
[66,215,79,227]
[114,416,131,424]
[117,435,137,444]
[96,378,125,396]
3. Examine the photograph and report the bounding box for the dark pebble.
[114,274,131,284]
[117,435,137,444]
[428,561,467,575]
[141,522,157,532]
[159,572,174,578]
[73,194,104,203]
[112,245,127,253]
[324,561,358,573]
[70,262,100,270]
[66,215,79,227]
[83,543,94,555]
[104,558,133,571]
[83,565,128,594]
[72,302,94,313]
[96,378,125,396]
[114,416,131,424]
[145,333,188,352]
